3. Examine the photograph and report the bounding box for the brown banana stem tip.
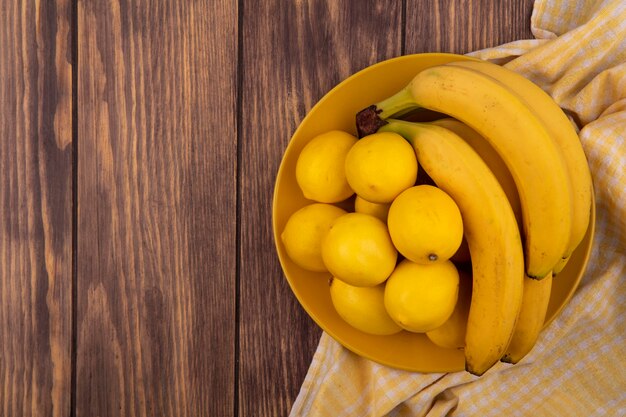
[356,105,387,138]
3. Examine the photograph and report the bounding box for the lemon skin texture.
[345,132,417,204]
[384,259,460,333]
[321,212,397,287]
[354,195,391,223]
[426,269,472,349]
[281,203,347,272]
[388,185,463,264]
[295,130,357,203]
[330,278,402,336]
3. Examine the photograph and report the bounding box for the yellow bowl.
[272,53,595,372]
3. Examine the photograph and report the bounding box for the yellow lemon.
[384,259,459,333]
[426,269,472,349]
[344,132,418,203]
[281,203,347,272]
[321,212,397,287]
[296,130,357,203]
[354,195,391,223]
[330,278,402,336]
[387,185,463,264]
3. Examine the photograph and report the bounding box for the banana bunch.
[357,60,592,376]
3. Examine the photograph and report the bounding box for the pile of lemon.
[281,130,472,349]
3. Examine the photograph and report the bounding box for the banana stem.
[376,87,418,119]
[356,88,419,138]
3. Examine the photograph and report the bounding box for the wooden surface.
[0,1,73,416]
[75,0,238,415]
[0,1,533,416]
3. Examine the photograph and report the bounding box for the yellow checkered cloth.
[290,1,626,415]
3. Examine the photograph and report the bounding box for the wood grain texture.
[238,1,403,415]
[76,0,237,416]
[406,0,535,53]
[0,1,73,416]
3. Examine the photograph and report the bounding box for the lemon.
[384,259,459,333]
[387,185,463,264]
[281,203,347,272]
[344,132,417,203]
[330,278,402,335]
[321,212,397,287]
[426,269,472,349]
[354,195,391,223]
[296,130,357,203]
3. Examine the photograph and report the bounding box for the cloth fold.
[290,0,626,415]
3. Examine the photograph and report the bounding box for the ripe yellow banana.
[380,119,524,376]
[502,272,553,364]
[431,118,554,364]
[447,60,592,265]
[357,64,573,278]
[430,118,522,230]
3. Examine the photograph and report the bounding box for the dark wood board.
[0,1,73,416]
[405,0,534,53]
[75,0,237,415]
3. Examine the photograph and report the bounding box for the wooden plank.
[75,1,237,415]
[0,1,73,416]
[406,0,535,54]
[238,1,404,415]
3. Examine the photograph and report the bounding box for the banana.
[447,60,592,264]
[502,272,553,364]
[357,65,573,278]
[430,118,522,230]
[380,119,524,376]
[432,118,554,364]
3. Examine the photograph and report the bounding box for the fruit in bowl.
[344,131,418,203]
[272,53,595,375]
[295,130,357,203]
[384,259,460,333]
[387,184,464,265]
